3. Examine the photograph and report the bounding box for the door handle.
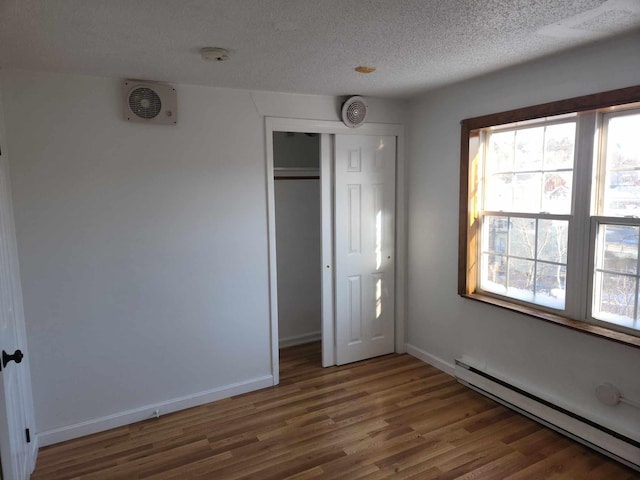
[2,349,23,369]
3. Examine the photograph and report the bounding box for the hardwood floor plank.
[32,342,640,479]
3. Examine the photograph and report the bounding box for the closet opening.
[273,132,323,367]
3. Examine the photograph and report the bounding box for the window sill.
[461,292,640,349]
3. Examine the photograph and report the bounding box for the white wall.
[407,30,640,440]
[0,69,405,444]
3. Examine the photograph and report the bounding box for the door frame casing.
[265,118,406,384]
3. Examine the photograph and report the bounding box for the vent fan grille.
[341,96,367,128]
[128,87,162,119]
[346,101,365,124]
[123,81,177,125]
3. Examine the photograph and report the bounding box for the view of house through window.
[460,87,640,340]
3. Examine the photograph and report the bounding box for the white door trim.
[319,133,335,367]
[265,117,406,383]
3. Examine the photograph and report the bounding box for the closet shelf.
[274,167,320,179]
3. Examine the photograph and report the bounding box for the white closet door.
[334,135,396,365]
[0,148,32,480]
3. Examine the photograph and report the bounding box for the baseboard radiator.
[454,359,640,471]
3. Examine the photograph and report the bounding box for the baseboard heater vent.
[454,359,640,471]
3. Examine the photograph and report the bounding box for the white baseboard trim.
[37,374,273,447]
[405,343,455,377]
[279,331,321,349]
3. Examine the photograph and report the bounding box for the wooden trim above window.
[459,85,640,349]
[461,85,640,131]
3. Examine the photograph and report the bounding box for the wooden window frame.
[459,85,640,349]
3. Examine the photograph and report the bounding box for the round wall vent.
[341,96,367,128]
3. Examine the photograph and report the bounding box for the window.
[460,86,640,346]
[592,110,640,331]
[480,120,573,310]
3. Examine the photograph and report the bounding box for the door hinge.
[25,428,30,443]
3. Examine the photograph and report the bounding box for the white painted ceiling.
[1,0,639,98]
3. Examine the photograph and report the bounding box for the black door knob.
[2,350,23,369]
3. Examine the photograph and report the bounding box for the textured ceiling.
[1,0,639,99]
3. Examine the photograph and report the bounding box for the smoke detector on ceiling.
[200,47,230,61]
[341,96,368,128]
[123,80,177,125]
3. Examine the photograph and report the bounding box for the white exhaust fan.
[341,96,367,128]
[123,80,177,125]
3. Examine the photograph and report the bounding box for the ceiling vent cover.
[341,96,367,128]
[123,80,177,125]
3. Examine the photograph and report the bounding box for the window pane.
[604,171,640,216]
[608,114,640,168]
[509,218,535,259]
[481,253,506,293]
[594,272,636,325]
[513,172,541,212]
[485,122,574,215]
[482,216,508,253]
[515,127,543,171]
[600,224,638,274]
[542,172,572,214]
[593,223,640,331]
[480,215,568,310]
[602,113,640,216]
[487,131,514,173]
[507,258,535,301]
[485,174,512,211]
[537,220,568,264]
[544,123,576,170]
[535,263,566,309]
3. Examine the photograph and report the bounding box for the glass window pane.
[487,131,514,173]
[482,216,508,253]
[543,123,576,170]
[480,253,506,293]
[603,170,640,216]
[542,172,572,214]
[535,263,566,309]
[509,218,536,259]
[602,113,640,216]
[594,272,636,325]
[513,173,541,212]
[600,224,638,274]
[637,281,640,328]
[507,258,535,301]
[537,220,568,264]
[608,114,640,168]
[485,174,513,211]
[515,127,544,171]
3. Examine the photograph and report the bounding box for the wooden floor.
[33,343,639,479]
